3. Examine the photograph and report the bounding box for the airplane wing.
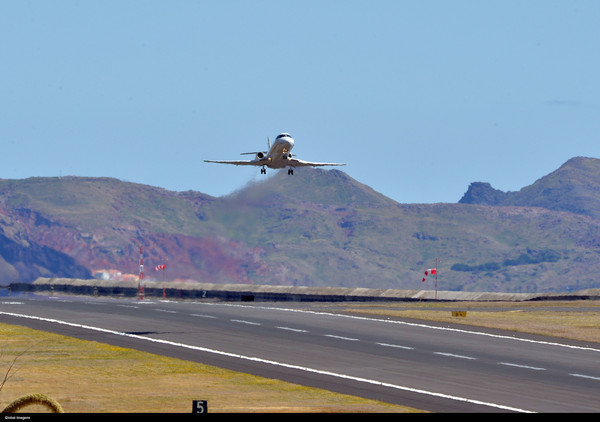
[288,158,346,167]
[204,158,269,166]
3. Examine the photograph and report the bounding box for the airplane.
[204,133,346,175]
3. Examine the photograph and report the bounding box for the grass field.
[339,299,600,344]
[0,323,418,413]
[1,299,599,413]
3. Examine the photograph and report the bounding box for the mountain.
[0,232,91,283]
[0,176,261,285]
[458,182,508,206]
[1,158,600,293]
[460,157,600,219]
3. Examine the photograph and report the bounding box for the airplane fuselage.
[265,133,295,169]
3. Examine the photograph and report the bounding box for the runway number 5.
[193,400,208,413]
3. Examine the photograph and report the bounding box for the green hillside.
[202,168,600,292]
[460,157,600,219]
[1,158,600,292]
[503,157,600,219]
[0,176,214,234]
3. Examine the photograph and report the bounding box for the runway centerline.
[0,309,533,413]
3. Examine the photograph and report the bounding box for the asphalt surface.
[1,294,600,413]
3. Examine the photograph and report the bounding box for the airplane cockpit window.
[276,133,291,139]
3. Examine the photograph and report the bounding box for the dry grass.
[0,323,419,413]
[340,300,600,343]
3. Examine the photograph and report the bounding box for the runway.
[1,295,599,413]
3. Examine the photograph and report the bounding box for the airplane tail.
[239,136,271,156]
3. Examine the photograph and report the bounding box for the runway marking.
[435,352,477,360]
[118,305,139,309]
[192,314,217,319]
[570,373,600,381]
[208,303,600,354]
[276,326,308,333]
[324,334,359,341]
[499,362,546,371]
[231,319,261,326]
[377,343,414,350]
[0,311,534,413]
[154,309,177,314]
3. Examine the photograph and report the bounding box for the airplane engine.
[256,152,264,159]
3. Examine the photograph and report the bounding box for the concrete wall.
[8,277,600,302]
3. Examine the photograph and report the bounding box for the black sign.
[192,400,208,413]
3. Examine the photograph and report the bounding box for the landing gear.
[288,168,294,175]
[261,167,266,174]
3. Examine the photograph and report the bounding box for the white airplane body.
[204,133,345,175]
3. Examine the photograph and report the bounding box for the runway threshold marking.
[0,310,533,413]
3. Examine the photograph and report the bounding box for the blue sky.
[1,1,599,204]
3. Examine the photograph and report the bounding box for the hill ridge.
[459,156,600,219]
[1,159,600,292]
